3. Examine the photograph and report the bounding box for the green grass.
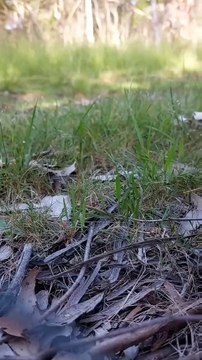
[0,40,202,98]
[0,41,201,246]
[0,89,201,217]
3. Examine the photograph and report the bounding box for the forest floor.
[0,42,201,360]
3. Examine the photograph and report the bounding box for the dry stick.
[9,243,32,295]
[40,225,95,320]
[38,234,195,281]
[63,314,202,349]
[44,219,110,263]
[0,243,32,316]
[180,352,202,360]
[87,205,202,222]
[27,314,202,360]
[136,346,175,360]
[132,217,202,222]
[90,318,170,356]
[0,315,200,360]
[44,203,117,264]
[90,314,202,356]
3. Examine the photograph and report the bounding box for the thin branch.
[38,234,195,281]
[0,244,32,316]
[132,217,202,222]
[87,205,201,222]
[25,314,202,360]
[9,243,32,295]
[40,225,95,320]
[44,203,116,264]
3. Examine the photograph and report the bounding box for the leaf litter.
[0,195,71,220]
[0,163,201,359]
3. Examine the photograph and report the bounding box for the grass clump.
[0,86,201,228]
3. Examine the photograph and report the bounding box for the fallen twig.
[38,234,195,281]
[180,352,202,360]
[44,203,117,264]
[40,225,95,320]
[136,345,175,360]
[132,217,202,222]
[22,314,202,360]
[0,243,32,316]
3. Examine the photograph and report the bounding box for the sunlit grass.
[0,40,202,97]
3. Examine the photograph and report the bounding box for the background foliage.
[0,0,201,46]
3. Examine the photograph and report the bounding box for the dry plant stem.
[180,352,202,360]
[132,217,202,222]
[44,203,117,264]
[49,315,202,351]
[44,218,111,263]
[90,320,171,356]
[24,315,202,360]
[136,345,175,360]
[38,234,195,281]
[40,225,95,320]
[9,243,32,295]
[89,315,202,356]
[0,243,32,316]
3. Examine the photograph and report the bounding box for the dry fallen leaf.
[37,194,71,219]
[30,161,76,175]
[36,290,49,311]
[172,161,197,175]
[0,194,71,220]
[0,343,16,357]
[179,193,202,236]
[8,337,38,357]
[0,245,13,261]
[58,293,104,324]
[178,115,189,122]
[91,169,138,182]
[137,224,148,265]
[91,171,116,182]
[193,111,202,121]
[15,268,40,317]
[178,111,202,123]
[123,345,139,360]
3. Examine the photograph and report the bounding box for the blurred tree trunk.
[150,0,161,46]
[85,0,94,43]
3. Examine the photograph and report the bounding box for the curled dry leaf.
[179,193,202,236]
[36,290,49,311]
[0,244,12,261]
